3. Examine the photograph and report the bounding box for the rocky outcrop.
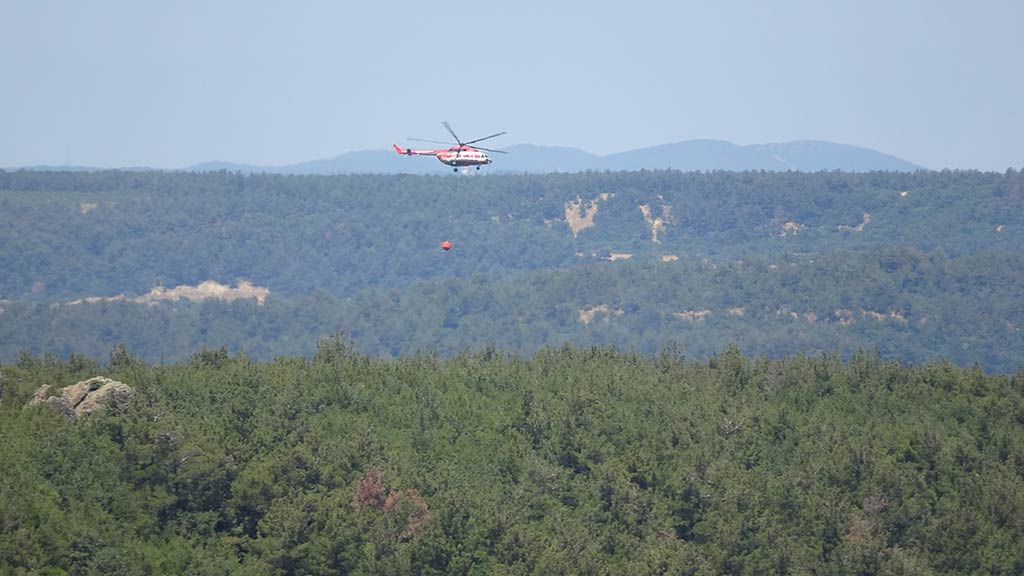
[565,192,613,237]
[66,280,270,306]
[838,212,871,233]
[640,203,672,243]
[27,377,134,420]
[578,304,624,325]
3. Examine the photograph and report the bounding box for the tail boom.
[393,144,437,156]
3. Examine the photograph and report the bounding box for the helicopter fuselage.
[437,146,491,167]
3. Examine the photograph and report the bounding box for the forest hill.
[2,248,1022,372]
[1,168,1021,367]
[2,343,1023,574]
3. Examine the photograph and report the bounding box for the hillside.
[2,167,1024,366]
[3,249,1022,372]
[1,169,1018,301]
[2,347,1023,574]
[3,167,1023,573]
[1,168,1021,370]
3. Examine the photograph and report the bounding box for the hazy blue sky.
[2,0,1021,170]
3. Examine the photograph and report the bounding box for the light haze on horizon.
[2,0,1021,171]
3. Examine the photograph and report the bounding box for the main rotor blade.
[473,146,508,154]
[407,137,455,146]
[465,131,507,145]
[442,121,463,146]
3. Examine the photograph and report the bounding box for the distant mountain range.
[188,140,921,174]
[9,140,922,175]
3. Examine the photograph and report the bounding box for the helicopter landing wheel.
[453,167,458,172]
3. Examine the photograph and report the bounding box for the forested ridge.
[2,168,1020,299]
[3,168,1024,574]
[3,345,1024,574]
[2,168,1022,371]
[3,248,1022,372]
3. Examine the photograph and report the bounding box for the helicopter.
[394,121,506,172]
